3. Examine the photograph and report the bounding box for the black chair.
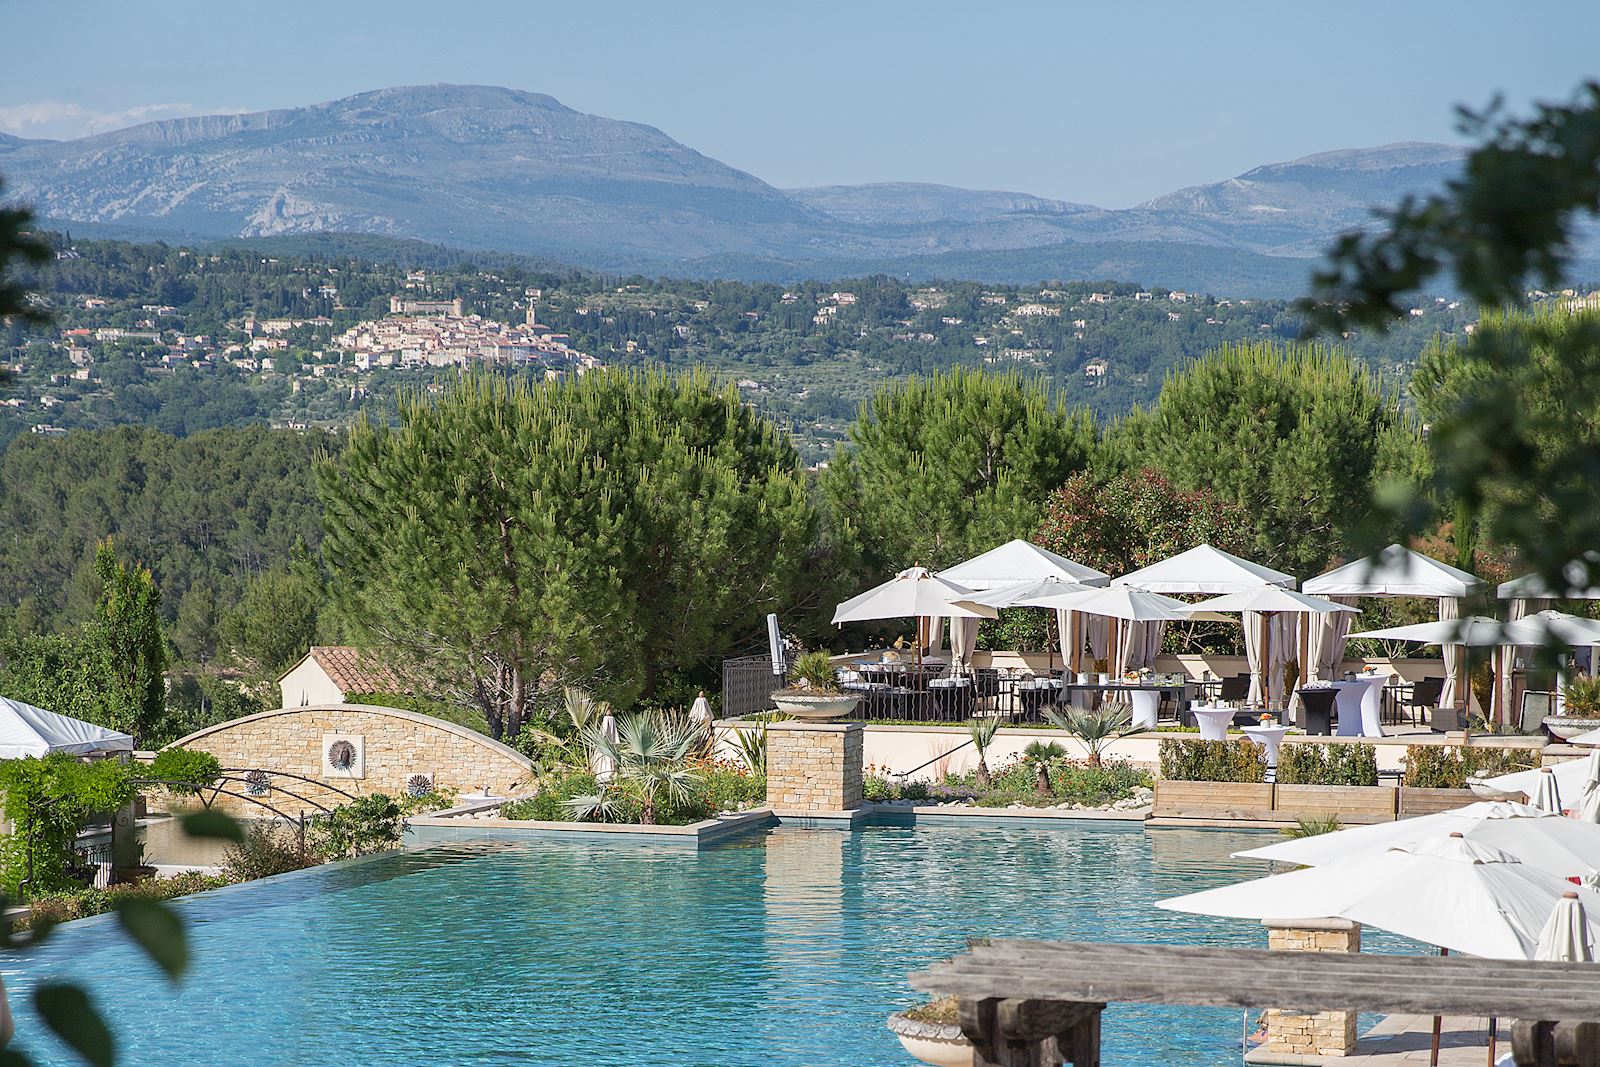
[1403,677,1444,725]
[1218,674,1251,703]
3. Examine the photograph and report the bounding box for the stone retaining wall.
[166,704,534,816]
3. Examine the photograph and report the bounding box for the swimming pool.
[3,822,1415,1066]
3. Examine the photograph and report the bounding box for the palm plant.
[570,710,700,824]
[1281,814,1341,840]
[731,723,767,775]
[967,716,1000,790]
[1021,741,1066,797]
[1045,702,1133,767]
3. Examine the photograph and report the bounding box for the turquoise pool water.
[3,822,1415,1066]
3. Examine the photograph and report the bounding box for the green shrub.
[146,748,222,793]
[900,780,930,801]
[221,821,313,881]
[680,765,764,818]
[1402,745,1540,788]
[1158,738,1266,783]
[502,770,601,821]
[19,870,231,931]
[950,755,1152,807]
[0,754,136,895]
[863,775,896,802]
[1277,743,1377,786]
[306,794,404,859]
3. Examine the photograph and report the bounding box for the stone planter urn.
[887,1011,973,1067]
[1543,714,1600,740]
[771,692,861,720]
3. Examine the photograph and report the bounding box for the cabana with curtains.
[1113,544,1295,702]
[1304,544,1485,714]
[1497,552,1600,722]
[937,540,1110,672]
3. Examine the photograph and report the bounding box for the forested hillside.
[2,235,1474,459]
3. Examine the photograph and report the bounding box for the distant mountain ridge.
[0,84,1511,294]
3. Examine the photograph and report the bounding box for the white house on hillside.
[277,647,409,708]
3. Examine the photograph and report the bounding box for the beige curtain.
[1306,596,1358,681]
[1495,597,1538,724]
[1087,615,1110,668]
[950,616,980,670]
[925,615,946,657]
[1243,610,1268,704]
[1266,613,1296,707]
[1439,597,1465,712]
[1124,621,1167,670]
[1057,609,1083,674]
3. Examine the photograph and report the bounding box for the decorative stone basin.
[770,693,861,720]
[887,1011,973,1067]
[1543,714,1600,740]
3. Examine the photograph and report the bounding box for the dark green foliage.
[503,771,604,822]
[145,749,222,792]
[87,540,166,739]
[0,754,135,895]
[1275,743,1378,786]
[0,425,323,656]
[502,763,763,825]
[318,369,815,737]
[0,176,48,323]
[1158,738,1267,783]
[219,559,324,679]
[1106,343,1424,576]
[343,690,490,735]
[822,368,1096,578]
[900,779,930,802]
[306,794,404,860]
[1305,83,1600,616]
[152,672,266,749]
[220,822,313,881]
[1402,745,1539,788]
[1282,815,1343,840]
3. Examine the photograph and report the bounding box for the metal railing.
[722,654,788,718]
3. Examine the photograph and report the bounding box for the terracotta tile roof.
[304,646,411,696]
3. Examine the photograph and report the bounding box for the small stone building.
[276,646,410,708]
[167,703,533,816]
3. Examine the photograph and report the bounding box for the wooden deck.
[911,941,1600,1066]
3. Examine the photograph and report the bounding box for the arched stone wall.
[167,703,532,814]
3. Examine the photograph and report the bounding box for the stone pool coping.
[407,797,1150,847]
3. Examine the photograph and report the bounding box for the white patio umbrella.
[938,539,1110,590]
[831,567,997,663]
[1029,586,1197,677]
[1537,891,1596,962]
[1475,758,1594,805]
[1235,800,1600,882]
[1502,609,1600,646]
[1159,833,1600,960]
[1113,543,1295,592]
[1569,727,1600,747]
[1346,616,1512,645]
[1194,588,1358,708]
[967,577,1094,672]
[1532,766,1565,815]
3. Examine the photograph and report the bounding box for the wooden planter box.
[1153,781,1275,821]
[1274,784,1397,824]
[1399,787,1479,818]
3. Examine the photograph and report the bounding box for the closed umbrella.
[1532,767,1565,815]
[1160,833,1600,961]
[1536,891,1596,962]
[1234,800,1600,882]
[1581,749,1600,827]
[1475,758,1594,804]
[591,712,618,784]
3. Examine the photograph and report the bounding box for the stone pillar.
[110,800,142,883]
[765,721,863,813]
[1259,918,1361,1060]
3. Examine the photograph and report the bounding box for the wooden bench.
[911,940,1600,1066]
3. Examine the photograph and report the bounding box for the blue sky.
[3,1,1598,207]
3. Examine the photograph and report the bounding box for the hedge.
[1277,743,1378,786]
[1403,745,1540,789]
[1158,738,1266,783]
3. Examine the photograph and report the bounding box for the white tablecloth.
[1333,675,1387,737]
[1191,706,1239,741]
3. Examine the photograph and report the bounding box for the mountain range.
[0,84,1496,295]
